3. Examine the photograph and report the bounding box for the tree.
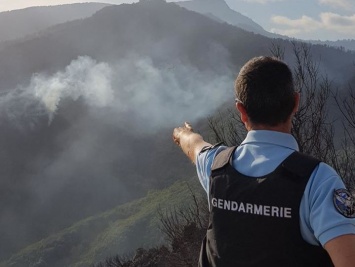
[158,185,208,267]
[207,107,246,146]
[333,85,355,191]
[289,43,337,164]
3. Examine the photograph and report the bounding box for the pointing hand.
[172,122,193,146]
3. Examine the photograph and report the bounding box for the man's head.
[235,56,297,128]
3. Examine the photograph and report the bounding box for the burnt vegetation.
[1,0,355,265]
[94,187,208,267]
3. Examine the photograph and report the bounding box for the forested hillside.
[0,179,204,267]
[0,0,354,264]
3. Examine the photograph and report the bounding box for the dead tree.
[158,184,209,267]
[333,85,355,191]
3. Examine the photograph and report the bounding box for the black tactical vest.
[198,147,333,267]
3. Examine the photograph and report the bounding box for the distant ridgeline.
[0,0,354,265]
[139,0,167,3]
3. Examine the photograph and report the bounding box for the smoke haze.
[2,55,232,130]
[0,54,233,258]
[3,1,354,263]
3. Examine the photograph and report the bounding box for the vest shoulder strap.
[281,151,321,178]
[211,146,237,171]
[211,148,321,178]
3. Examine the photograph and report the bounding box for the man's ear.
[236,102,248,124]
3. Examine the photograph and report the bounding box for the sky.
[0,0,354,41]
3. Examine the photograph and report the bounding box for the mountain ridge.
[176,0,355,50]
[0,0,354,263]
[0,3,110,45]
[176,0,282,38]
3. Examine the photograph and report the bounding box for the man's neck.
[248,122,292,134]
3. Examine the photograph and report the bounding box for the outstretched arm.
[172,122,211,164]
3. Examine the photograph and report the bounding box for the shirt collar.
[241,130,299,151]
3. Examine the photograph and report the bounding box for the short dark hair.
[235,56,296,126]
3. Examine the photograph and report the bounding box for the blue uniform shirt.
[196,130,355,246]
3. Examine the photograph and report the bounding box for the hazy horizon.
[0,0,354,41]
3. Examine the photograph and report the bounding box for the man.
[172,56,355,267]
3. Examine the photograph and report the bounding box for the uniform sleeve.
[196,145,226,193]
[300,163,355,246]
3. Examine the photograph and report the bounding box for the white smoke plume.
[32,56,114,121]
[1,55,233,131]
[0,56,114,127]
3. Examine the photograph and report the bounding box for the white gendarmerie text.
[211,197,292,218]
